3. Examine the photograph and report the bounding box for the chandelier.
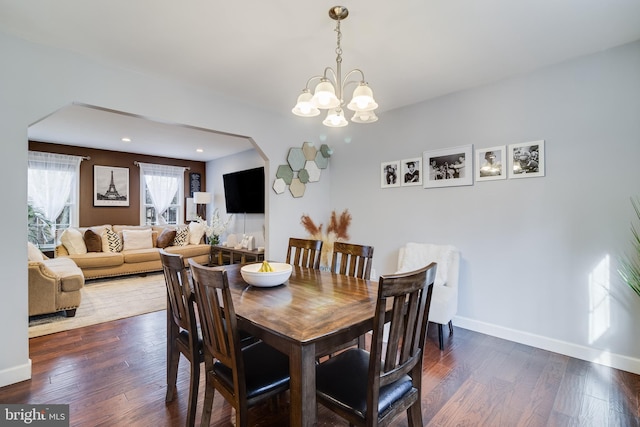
[292,6,378,127]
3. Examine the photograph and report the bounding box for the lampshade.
[347,82,378,112]
[193,192,212,204]
[292,90,321,117]
[311,79,341,109]
[323,108,349,127]
[351,109,378,123]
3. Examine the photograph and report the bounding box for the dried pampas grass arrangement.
[300,209,352,268]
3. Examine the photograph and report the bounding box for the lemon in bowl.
[240,261,292,287]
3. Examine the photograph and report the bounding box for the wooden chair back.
[160,250,197,335]
[286,237,323,269]
[369,262,436,425]
[331,241,374,280]
[188,261,245,401]
[316,262,437,426]
[188,259,290,426]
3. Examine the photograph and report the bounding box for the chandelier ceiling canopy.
[292,6,378,127]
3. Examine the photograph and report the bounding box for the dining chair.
[188,259,291,427]
[396,242,460,349]
[331,241,375,280]
[316,262,437,427]
[159,250,202,427]
[326,241,375,354]
[285,237,323,269]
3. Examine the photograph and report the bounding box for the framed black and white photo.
[423,144,473,188]
[380,160,400,188]
[475,145,507,182]
[508,140,545,178]
[189,172,201,197]
[401,157,422,186]
[94,165,129,206]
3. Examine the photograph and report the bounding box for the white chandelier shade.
[347,82,378,112]
[323,108,349,127]
[351,109,378,123]
[292,6,379,127]
[311,79,341,109]
[291,90,320,117]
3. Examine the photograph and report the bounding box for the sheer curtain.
[138,162,186,224]
[27,151,82,222]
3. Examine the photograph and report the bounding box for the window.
[27,151,82,249]
[138,162,187,225]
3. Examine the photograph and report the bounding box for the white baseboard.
[0,358,31,388]
[454,316,640,375]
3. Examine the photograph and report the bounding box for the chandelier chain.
[335,19,343,60]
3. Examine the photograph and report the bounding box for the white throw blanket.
[397,242,456,287]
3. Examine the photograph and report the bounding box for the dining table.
[221,262,381,427]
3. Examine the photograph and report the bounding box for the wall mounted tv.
[222,167,265,214]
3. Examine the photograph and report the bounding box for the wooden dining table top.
[220,262,380,426]
[223,263,378,345]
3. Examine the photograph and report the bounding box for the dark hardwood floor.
[2,310,639,426]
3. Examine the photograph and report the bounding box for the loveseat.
[28,242,84,317]
[55,224,210,280]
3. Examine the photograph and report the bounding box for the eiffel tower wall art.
[94,165,130,206]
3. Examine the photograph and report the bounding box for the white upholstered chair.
[396,242,460,350]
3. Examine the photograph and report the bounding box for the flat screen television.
[222,167,265,214]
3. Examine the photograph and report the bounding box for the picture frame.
[400,157,423,186]
[94,165,129,206]
[189,172,201,197]
[475,145,507,181]
[185,197,197,221]
[508,140,545,178]
[423,144,473,188]
[381,160,400,188]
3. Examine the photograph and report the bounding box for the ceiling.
[3,1,640,161]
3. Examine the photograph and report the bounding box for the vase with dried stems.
[300,209,352,269]
[619,197,640,299]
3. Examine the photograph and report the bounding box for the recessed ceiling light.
[196,148,204,153]
[121,137,131,142]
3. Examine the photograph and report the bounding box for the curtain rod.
[82,156,91,161]
[133,161,191,171]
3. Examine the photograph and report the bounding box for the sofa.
[54,223,211,280]
[28,242,84,317]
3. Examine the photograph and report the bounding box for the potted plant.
[619,197,640,298]
[27,203,53,246]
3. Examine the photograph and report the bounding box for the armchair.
[28,243,85,317]
[397,242,460,350]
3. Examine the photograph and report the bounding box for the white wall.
[0,31,333,387]
[331,40,640,372]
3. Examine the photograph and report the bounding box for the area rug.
[28,272,167,338]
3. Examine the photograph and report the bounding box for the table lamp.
[193,191,212,219]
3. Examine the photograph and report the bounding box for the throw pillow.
[188,221,206,245]
[27,242,45,261]
[84,229,102,252]
[156,228,177,249]
[173,226,189,247]
[60,228,87,255]
[102,228,123,253]
[122,229,154,251]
